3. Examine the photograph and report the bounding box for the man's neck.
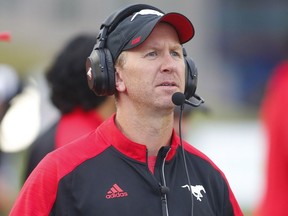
[115,109,174,156]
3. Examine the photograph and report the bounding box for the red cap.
[106,9,195,62]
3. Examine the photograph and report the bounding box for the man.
[10,4,243,215]
[23,34,115,180]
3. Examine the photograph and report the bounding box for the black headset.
[86,4,198,99]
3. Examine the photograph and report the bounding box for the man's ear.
[115,69,126,92]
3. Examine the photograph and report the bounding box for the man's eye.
[171,51,181,57]
[146,51,157,57]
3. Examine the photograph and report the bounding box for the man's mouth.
[159,82,177,87]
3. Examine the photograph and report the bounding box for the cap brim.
[161,13,194,43]
[123,12,194,51]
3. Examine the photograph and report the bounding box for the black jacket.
[10,115,243,216]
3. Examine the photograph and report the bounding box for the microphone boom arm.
[185,94,204,107]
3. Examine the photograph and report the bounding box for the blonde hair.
[114,51,127,100]
[115,51,127,68]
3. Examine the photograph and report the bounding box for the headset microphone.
[172,92,185,106]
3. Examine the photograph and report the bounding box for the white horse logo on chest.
[182,184,206,201]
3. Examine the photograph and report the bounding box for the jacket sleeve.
[10,131,100,216]
[9,152,61,216]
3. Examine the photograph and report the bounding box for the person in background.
[0,65,21,122]
[0,64,22,216]
[23,34,115,180]
[254,55,288,216]
[10,4,243,215]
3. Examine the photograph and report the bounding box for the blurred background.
[1,0,288,215]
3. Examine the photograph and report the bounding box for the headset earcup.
[103,48,116,95]
[86,48,115,96]
[184,56,198,99]
[86,49,100,95]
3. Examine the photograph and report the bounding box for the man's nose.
[160,53,177,72]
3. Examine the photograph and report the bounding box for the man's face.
[115,22,186,111]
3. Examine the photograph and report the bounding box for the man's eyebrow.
[173,44,183,50]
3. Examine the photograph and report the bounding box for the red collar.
[97,114,180,163]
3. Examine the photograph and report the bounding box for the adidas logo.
[106,184,128,199]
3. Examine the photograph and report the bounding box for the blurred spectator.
[254,59,288,216]
[0,64,21,122]
[23,34,116,181]
[0,64,22,216]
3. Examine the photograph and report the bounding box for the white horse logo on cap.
[182,184,206,201]
[131,9,164,21]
